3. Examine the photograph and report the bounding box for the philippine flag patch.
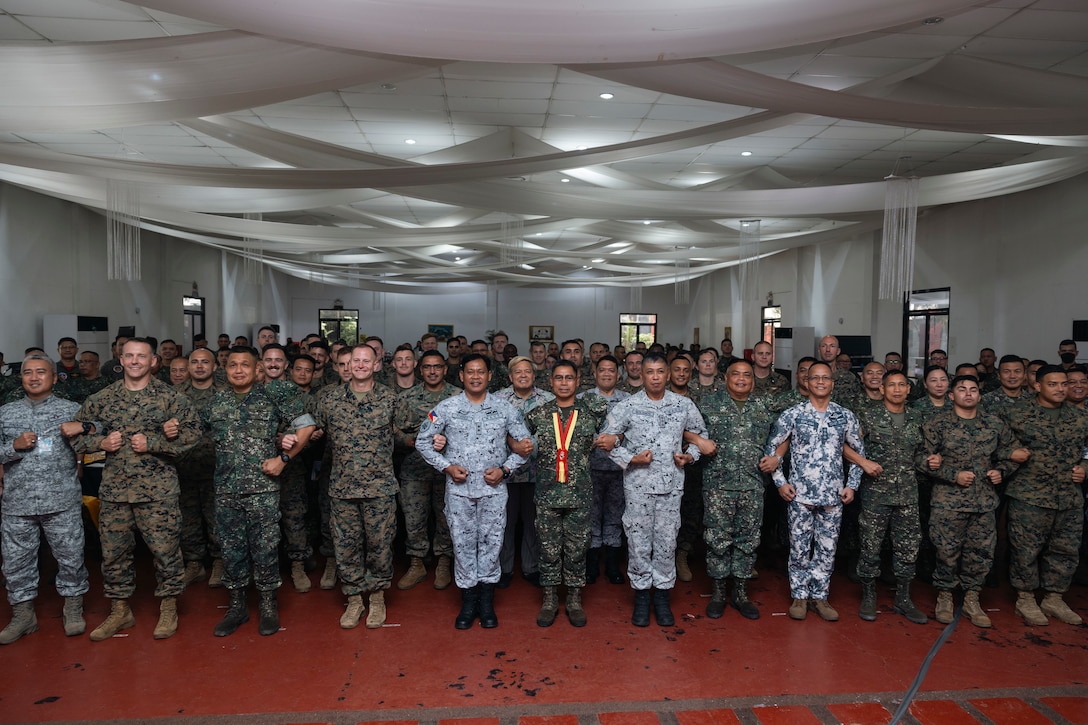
[427,410,439,424]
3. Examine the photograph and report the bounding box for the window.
[619,313,656,349]
[183,295,205,351]
[903,288,949,378]
[761,305,782,347]
[318,308,360,344]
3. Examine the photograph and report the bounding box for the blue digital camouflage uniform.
[1004,399,1088,594]
[698,391,776,581]
[918,408,1021,592]
[855,403,924,580]
[603,390,706,590]
[524,396,609,587]
[175,379,224,565]
[313,383,400,595]
[766,400,863,601]
[583,387,631,548]
[493,385,554,578]
[394,382,461,560]
[73,379,200,600]
[0,394,89,605]
[415,392,530,589]
[204,380,315,592]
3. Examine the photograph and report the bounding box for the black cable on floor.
[887,603,962,725]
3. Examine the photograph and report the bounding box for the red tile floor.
[1,553,1086,724]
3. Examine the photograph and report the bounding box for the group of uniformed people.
[0,330,1085,645]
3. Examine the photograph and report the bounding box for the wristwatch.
[500,466,511,477]
[280,452,291,463]
[82,422,93,435]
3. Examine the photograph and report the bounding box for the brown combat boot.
[675,548,693,582]
[320,557,338,590]
[182,561,206,586]
[90,599,135,641]
[0,601,38,644]
[434,555,452,590]
[153,597,178,639]
[1015,590,1048,626]
[1040,592,1082,625]
[366,591,387,629]
[208,559,225,588]
[962,590,992,628]
[935,590,954,624]
[291,561,312,593]
[62,596,85,637]
[340,594,364,629]
[397,557,427,590]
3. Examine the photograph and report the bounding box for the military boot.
[320,557,338,590]
[537,586,559,627]
[893,579,928,624]
[153,597,179,639]
[90,599,135,641]
[1015,590,1048,626]
[788,598,808,621]
[433,555,452,590]
[566,587,587,627]
[62,595,85,636]
[182,561,206,586]
[652,588,675,626]
[455,585,479,630]
[675,548,693,582]
[935,590,954,624]
[478,583,498,628]
[214,589,249,637]
[604,546,625,584]
[1040,592,1083,625]
[398,557,427,590]
[631,589,652,627]
[340,594,365,629]
[810,598,839,622]
[291,561,312,593]
[586,548,601,584]
[731,579,760,620]
[962,590,992,628]
[258,590,279,636]
[208,558,225,588]
[706,578,727,619]
[859,579,878,621]
[0,601,38,644]
[366,591,386,629]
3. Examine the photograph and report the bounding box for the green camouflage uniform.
[314,384,400,595]
[394,382,460,560]
[698,391,776,580]
[752,371,789,399]
[524,396,609,587]
[204,380,314,592]
[73,379,200,599]
[1004,399,1088,593]
[981,387,1033,422]
[176,379,225,564]
[65,375,111,405]
[855,403,924,580]
[278,390,316,563]
[919,408,1021,592]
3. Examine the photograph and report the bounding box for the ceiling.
[1,0,1086,292]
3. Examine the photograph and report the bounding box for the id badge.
[37,437,54,454]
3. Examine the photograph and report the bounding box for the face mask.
[1060,352,1077,364]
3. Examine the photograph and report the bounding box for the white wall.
[3,172,1087,363]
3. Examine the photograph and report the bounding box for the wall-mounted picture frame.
[529,325,554,342]
[427,324,454,342]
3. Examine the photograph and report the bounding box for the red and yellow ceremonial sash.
[552,410,579,483]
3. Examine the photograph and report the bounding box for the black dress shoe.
[497,572,513,589]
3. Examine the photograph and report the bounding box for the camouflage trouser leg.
[216,492,282,591]
[2,508,89,604]
[857,500,920,581]
[317,457,334,557]
[279,464,312,562]
[703,488,763,580]
[179,473,219,561]
[500,482,539,576]
[786,500,842,601]
[399,473,452,559]
[929,508,995,592]
[589,469,625,548]
[445,489,508,589]
[100,498,184,599]
[676,465,704,553]
[536,505,590,587]
[622,488,682,590]
[330,495,397,596]
[1008,498,1082,593]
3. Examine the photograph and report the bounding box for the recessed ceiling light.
[454,256,461,261]
[599,92,614,100]
[592,258,604,263]
[561,178,570,183]
[922,16,943,25]
[741,151,753,157]
[404,139,416,145]
[642,220,651,225]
